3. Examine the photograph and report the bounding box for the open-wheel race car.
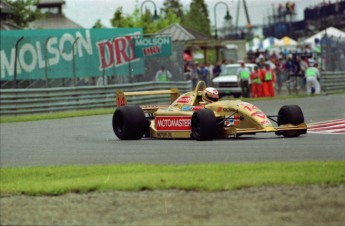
[112,81,307,141]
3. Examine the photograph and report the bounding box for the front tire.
[277,105,305,137]
[191,109,217,141]
[112,105,147,140]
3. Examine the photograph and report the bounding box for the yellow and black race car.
[112,81,307,141]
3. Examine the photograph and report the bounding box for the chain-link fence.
[143,42,185,82]
[320,34,345,71]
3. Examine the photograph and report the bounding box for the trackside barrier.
[0,81,192,116]
[320,72,345,94]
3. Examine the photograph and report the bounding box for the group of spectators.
[246,47,321,96]
[183,61,224,89]
[182,43,322,98]
[237,61,277,98]
[304,0,345,20]
[277,1,296,15]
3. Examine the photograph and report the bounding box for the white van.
[212,63,256,98]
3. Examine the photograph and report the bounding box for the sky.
[63,0,325,29]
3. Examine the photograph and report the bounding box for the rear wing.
[116,88,180,107]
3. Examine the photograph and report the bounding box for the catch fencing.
[0,81,192,116]
[320,34,345,71]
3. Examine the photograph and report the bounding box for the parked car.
[212,63,256,98]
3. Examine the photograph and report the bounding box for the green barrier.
[0,28,144,81]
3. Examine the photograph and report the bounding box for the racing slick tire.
[112,105,147,140]
[191,109,217,141]
[277,105,305,137]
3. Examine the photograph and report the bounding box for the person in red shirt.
[261,63,276,97]
[250,66,263,98]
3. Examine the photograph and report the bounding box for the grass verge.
[1,161,344,196]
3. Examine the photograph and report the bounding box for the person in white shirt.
[155,66,172,82]
[305,59,321,94]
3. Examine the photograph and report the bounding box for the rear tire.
[277,105,305,137]
[191,109,217,141]
[112,105,147,140]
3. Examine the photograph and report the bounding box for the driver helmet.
[202,87,219,103]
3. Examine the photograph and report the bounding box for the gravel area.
[1,185,345,225]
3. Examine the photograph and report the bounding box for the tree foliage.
[92,19,105,29]
[109,0,211,35]
[3,0,43,28]
[162,0,184,19]
[110,6,181,34]
[182,0,211,36]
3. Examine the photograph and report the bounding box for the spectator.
[213,61,221,78]
[305,59,321,95]
[250,65,263,98]
[191,62,199,89]
[220,59,227,73]
[206,62,214,83]
[285,54,298,82]
[299,56,309,90]
[155,66,172,82]
[199,63,209,86]
[261,62,276,97]
[236,61,251,97]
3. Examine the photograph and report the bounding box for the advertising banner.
[0,28,144,80]
[133,36,172,58]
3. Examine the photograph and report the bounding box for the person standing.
[299,56,309,90]
[155,66,172,82]
[261,63,276,97]
[250,66,263,98]
[236,61,251,97]
[305,60,321,94]
[199,63,209,86]
[213,61,221,78]
[220,59,227,74]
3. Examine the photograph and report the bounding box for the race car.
[112,81,307,141]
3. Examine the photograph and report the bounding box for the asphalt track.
[1,94,344,168]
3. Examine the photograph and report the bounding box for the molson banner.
[0,28,144,80]
[133,36,172,58]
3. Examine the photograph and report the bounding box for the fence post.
[13,36,24,88]
[45,36,52,88]
[72,37,79,86]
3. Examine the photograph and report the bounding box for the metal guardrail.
[321,72,345,94]
[1,72,343,116]
[0,81,192,116]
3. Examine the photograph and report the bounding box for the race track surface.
[1,94,344,167]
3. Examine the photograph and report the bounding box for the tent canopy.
[263,37,279,49]
[246,37,263,51]
[275,36,298,46]
[305,27,345,44]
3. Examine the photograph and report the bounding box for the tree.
[92,19,105,29]
[110,6,180,34]
[110,6,137,28]
[3,0,43,28]
[182,0,211,36]
[162,0,184,19]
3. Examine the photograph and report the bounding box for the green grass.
[1,162,344,196]
[0,108,114,123]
